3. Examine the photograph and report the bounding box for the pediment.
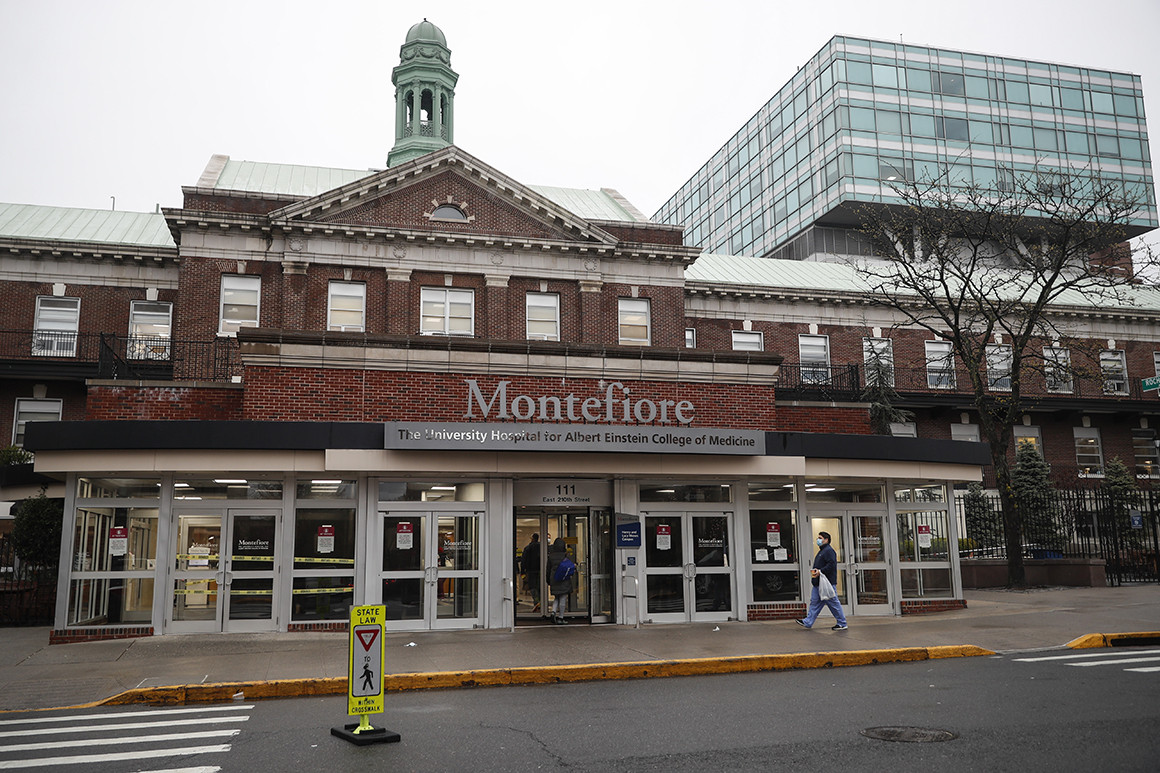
[267,146,617,245]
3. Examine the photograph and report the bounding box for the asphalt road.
[3,648,1158,771]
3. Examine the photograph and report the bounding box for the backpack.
[552,557,576,583]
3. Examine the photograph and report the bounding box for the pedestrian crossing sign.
[348,605,386,717]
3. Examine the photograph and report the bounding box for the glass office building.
[655,36,1157,260]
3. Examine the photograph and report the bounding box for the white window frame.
[925,340,955,389]
[863,337,894,387]
[127,300,173,360]
[1014,425,1043,455]
[219,275,261,335]
[328,281,366,332]
[618,298,651,346]
[1153,351,1160,379]
[798,334,831,384]
[12,398,62,446]
[1131,428,1160,479]
[420,287,475,336]
[1074,427,1104,477]
[732,330,764,351]
[685,328,696,348]
[889,421,917,437]
[33,295,80,357]
[951,423,980,442]
[1044,347,1073,393]
[525,292,560,341]
[986,344,1013,391]
[1100,349,1128,395]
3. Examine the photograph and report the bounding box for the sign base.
[331,723,401,746]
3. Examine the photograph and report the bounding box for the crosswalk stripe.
[132,768,221,773]
[1125,666,1160,673]
[0,705,253,727]
[0,744,231,769]
[0,715,248,740]
[1013,648,1160,663]
[0,729,239,754]
[1067,656,1160,667]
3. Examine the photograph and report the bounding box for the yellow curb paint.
[81,644,994,707]
[1068,631,1160,649]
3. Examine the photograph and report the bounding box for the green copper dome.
[405,19,447,47]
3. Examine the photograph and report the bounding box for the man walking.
[796,531,848,630]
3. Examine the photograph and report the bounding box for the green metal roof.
[212,159,371,198]
[687,253,1160,312]
[0,202,174,248]
[529,185,644,223]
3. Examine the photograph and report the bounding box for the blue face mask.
[816,537,825,547]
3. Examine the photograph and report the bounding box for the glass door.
[514,508,596,624]
[806,510,894,617]
[642,512,733,623]
[381,511,482,630]
[169,509,280,633]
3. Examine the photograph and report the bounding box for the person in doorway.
[547,537,576,625]
[520,533,542,612]
[796,531,848,631]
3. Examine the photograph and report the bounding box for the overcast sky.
[1,0,1157,225]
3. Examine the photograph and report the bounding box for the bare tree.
[855,167,1156,586]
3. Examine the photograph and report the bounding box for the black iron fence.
[957,488,1160,585]
[0,537,56,626]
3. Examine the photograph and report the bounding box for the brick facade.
[86,384,243,421]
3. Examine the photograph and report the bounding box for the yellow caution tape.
[292,586,354,595]
[293,556,356,565]
[175,553,220,561]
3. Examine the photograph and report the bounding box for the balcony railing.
[0,330,241,382]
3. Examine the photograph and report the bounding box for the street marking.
[0,729,239,753]
[0,744,231,769]
[1013,648,1160,662]
[0,715,248,739]
[0,705,253,727]
[1124,666,1160,673]
[1067,656,1160,667]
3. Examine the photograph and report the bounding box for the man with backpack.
[547,537,577,625]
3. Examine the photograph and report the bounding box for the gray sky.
[1,0,1158,225]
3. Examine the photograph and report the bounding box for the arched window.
[431,204,468,221]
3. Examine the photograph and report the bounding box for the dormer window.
[430,203,468,222]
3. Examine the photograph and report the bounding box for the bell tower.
[388,19,459,167]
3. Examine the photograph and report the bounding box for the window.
[685,328,696,348]
[863,338,894,387]
[12,398,62,446]
[1153,351,1160,378]
[935,71,965,96]
[128,301,172,360]
[219,275,260,335]
[798,334,830,384]
[936,117,969,141]
[1044,347,1073,393]
[1074,427,1104,477]
[889,422,917,438]
[732,331,764,351]
[925,341,955,389]
[618,298,650,346]
[1100,349,1128,395]
[1015,425,1042,454]
[430,204,468,222]
[420,287,475,336]
[33,296,80,356]
[986,344,1012,391]
[525,292,560,341]
[1132,429,1159,479]
[328,281,366,332]
[951,423,980,442]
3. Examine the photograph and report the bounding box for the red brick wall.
[321,171,562,240]
[241,368,780,429]
[600,223,685,247]
[174,258,282,341]
[182,192,297,214]
[86,385,243,421]
[776,404,873,434]
[0,280,177,339]
[1,381,87,444]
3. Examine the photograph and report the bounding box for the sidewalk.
[2,586,1157,712]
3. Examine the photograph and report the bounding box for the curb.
[1066,631,1160,649]
[90,644,996,707]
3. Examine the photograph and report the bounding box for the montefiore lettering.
[464,380,694,425]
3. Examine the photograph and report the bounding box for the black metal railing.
[773,363,862,401]
[0,330,242,382]
[887,365,1158,402]
[956,488,1160,585]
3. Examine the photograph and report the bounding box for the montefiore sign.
[464,379,694,425]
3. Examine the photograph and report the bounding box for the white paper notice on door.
[766,523,781,547]
[755,548,769,562]
[656,524,671,551]
[397,522,414,550]
[773,548,788,561]
[917,524,932,549]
